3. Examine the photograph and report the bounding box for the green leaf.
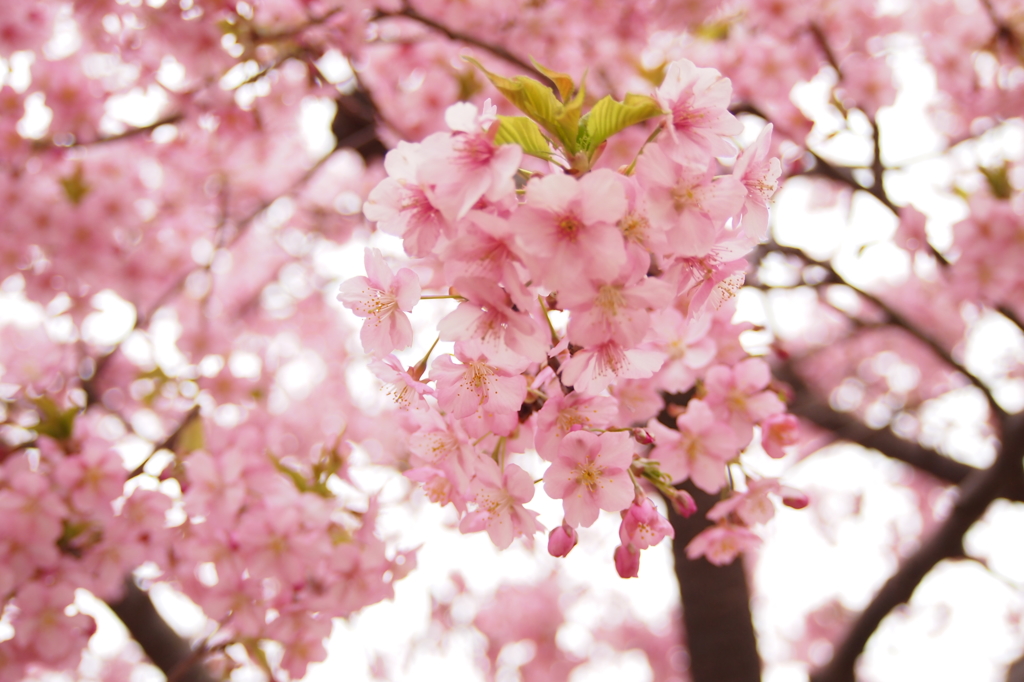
[529,58,575,102]
[33,396,78,441]
[464,57,582,154]
[494,116,552,160]
[60,166,90,205]
[581,94,664,155]
[272,455,311,493]
[980,162,1012,200]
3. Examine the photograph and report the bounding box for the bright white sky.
[3,29,1024,682]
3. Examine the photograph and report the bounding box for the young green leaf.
[529,58,576,102]
[494,116,553,160]
[464,56,582,155]
[580,93,664,155]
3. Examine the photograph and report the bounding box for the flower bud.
[631,427,655,446]
[669,488,697,518]
[548,522,579,558]
[781,485,809,510]
[614,543,640,579]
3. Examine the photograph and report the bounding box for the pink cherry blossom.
[534,390,620,462]
[560,341,665,395]
[511,169,628,290]
[761,412,800,459]
[646,399,738,493]
[618,497,675,550]
[733,123,782,241]
[685,523,762,566]
[438,276,548,363]
[337,248,420,356]
[363,142,450,257]
[543,431,636,528]
[655,58,744,157]
[559,256,674,348]
[419,101,522,222]
[459,459,543,550]
[369,354,433,409]
[636,141,747,258]
[703,358,786,444]
[430,348,527,436]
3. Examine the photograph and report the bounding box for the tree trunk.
[668,480,762,682]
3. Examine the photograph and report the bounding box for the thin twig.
[373,3,554,90]
[766,243,1007,421]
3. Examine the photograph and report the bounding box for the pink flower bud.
[631,427,655,445]
[614,543,640,579]
[781,486,809,510]
[669,489,698,518]
[548,522,579,558]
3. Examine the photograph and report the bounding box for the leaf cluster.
[466,57,664,173]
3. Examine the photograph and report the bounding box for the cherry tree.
[1,0,1023,681]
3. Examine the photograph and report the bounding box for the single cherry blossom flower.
[337,248,420,356]
[420,101,523,222]
[459,459,543,550]
[438,276,548,363]
[430,347,527,436]
[703,358,786,444]
[363,142,450,257]
[561,341,665,396]
[369,354,432,409]
[655,58,744,158]
[618,497,675,550]
[685,523,761,566]
[732,123,781,241]
[534,390,619,462]
[543,431,636,528]
[761,412,800,458]
[637,142,746,258]
[646,399,738,493]
[511,169,628,290]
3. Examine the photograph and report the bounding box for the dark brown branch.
[667,481,762,682]
[811,413,1024,682]
[128,405,202,480]
[779,364,972,482]
[867,118,895,212]
[799,148,899,214]
[107,580,215,682]
[375,4,553,90]
[808,23,843,79]
[780,360,1024,500]
[766,243,1006,420]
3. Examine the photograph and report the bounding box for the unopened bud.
[631,427,655,446]
[548,522,579,558]
[781,486,809,510]
[614,543,640,579]
[669,489,698,518]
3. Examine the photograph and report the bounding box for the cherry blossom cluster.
[342,58,803,576]
[0,413,166,679]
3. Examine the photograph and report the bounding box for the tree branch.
[810,413,1024,682]
[107,580,215,682]
[766,243,1006,420]
[374,3,554,89]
